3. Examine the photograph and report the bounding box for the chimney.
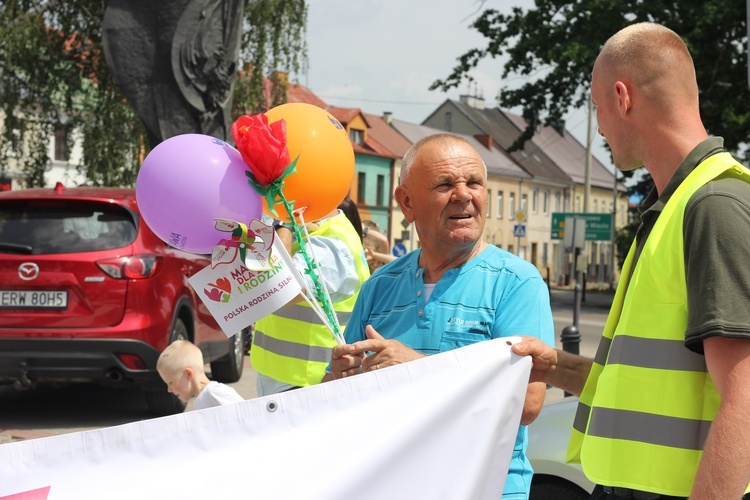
[474,134,492,150]
[382,111,392,124]
[459,94,486,110]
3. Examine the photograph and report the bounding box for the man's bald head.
[594,23,699,110]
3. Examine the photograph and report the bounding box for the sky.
[301,0,615,172]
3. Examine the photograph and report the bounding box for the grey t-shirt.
[633,137,750,354]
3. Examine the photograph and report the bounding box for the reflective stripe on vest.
[271,302,352,325]
[251,214,370,387]
[567,153,750,496]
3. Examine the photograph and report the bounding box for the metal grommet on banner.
[266,400,278,413]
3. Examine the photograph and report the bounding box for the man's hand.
[329,326,425,379]
[512,336,591,396]
[511,336,559,384]
[329,342,365,379]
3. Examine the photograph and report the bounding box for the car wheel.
[243,324,254,355]
[144,317,189,416]
[210,328,245,383]
[530,479,589,500]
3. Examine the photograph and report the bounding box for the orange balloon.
[263,103,354,223]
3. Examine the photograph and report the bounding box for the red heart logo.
[204,288,223,302]
[215,277,232,293]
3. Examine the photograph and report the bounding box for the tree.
[233,0,308,118]
[0,0,308,188]
[431,0,749,259]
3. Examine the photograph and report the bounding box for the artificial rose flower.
[231,113,291,186]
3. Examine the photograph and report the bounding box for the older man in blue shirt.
[326,133,554,499]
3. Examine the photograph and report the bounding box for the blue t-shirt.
[343,245,554,499]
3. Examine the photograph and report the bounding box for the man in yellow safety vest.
[512,23,750,500]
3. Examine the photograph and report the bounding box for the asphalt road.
[0,287,613,443]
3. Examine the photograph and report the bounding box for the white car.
[527,395,595,499]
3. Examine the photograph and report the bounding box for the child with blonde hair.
[156,340,244,410]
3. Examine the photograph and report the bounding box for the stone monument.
[102,0,244,148]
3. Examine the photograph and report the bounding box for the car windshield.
[0,200,137,254]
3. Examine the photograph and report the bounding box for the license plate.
[0,290,68,309]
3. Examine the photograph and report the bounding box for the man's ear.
[614,81,631,117]
[184,367,195,381]
[395,185,415,223]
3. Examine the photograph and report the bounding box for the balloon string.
[278,191,345,345]
[298,211,344,340]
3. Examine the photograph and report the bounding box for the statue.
[102,0,244,148]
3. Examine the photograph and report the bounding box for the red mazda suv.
[0,184,246,415]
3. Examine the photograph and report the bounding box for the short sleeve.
[684,177,750,353]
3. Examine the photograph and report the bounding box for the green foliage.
[431,0,749,256]
[0,0,308,188]
[432,0,749,161]
[233,0,308,117]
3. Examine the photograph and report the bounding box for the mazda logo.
[18,263,39,281]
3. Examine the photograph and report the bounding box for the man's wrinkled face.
[398,140,487,250]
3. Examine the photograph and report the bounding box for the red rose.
[231,113,291,186]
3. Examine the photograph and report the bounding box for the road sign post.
[551,212,612,241]
[514,211,526,256]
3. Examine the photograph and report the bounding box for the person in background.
[338,197,364,242]
[326,133,554,500]
[361,220,395,273]
[157,340,244,410]
[512,22,750,500]
[251,197,370,396]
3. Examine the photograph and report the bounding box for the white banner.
[0,338,530,500]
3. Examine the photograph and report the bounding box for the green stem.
[278,191,341,339]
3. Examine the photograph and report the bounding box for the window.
[55,129,69,162]
[532,189,539,214]
[554,191,561,212]
[543,191,549,215]
[444,112,452,131]
[376,174,385,206]
[350,128,364,144]
[575,195,581,212]
[357,172,366,204]
[542,242,549,267]
[593,200,598,213]
[497,191,503,219]
[509,193,516,219]
[487,189,492,218]
[521,193,528,213]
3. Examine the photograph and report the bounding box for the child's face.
[159,367,193,403]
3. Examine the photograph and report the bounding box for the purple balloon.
[135,134,262,254]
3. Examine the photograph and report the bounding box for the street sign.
[551,212,612,241]
[563,216,587,250]
[515,210,526,222]
[513,224,526,238]
[392,243,407,257]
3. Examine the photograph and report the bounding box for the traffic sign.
[551,212,612,241]
[392,243,407,257]
[515,210,526,222]
[513,224,526,238]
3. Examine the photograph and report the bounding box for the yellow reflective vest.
[567,152,750,496]
[251,214,370,387]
